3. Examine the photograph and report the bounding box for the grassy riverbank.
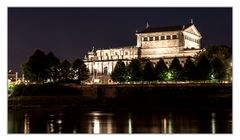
[8,83,232,111]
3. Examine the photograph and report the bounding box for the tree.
[72,58,89,83]
[45,51,60,82]
[169,57,183,81]
[195,54,211,81]
[155,58,168,81]
[210,57,226,81]
[143,60,155,82]
[183,57,196,80]
[127,59,143,82]
[59,60,73,82]
[111,60,126,83]
[205,45,232,63]
[22,49,48,84]
[205,45,232,82]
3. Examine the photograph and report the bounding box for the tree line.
[22,49,89,84]
[111,45,232,83]
[21,45,231,84]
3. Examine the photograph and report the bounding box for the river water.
[8,109,232,133]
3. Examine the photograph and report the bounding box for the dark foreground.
[8,83,232,111]
[8,83,232,133]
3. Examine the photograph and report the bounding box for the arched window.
[104,67,108,75]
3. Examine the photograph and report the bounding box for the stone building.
[84,22,202,83]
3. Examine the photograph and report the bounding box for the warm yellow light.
[93,117,100,134]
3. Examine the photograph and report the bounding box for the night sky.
[8,8,232,73]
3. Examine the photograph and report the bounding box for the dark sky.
[8,8,232,73]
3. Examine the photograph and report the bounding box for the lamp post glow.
[167,72,172,80]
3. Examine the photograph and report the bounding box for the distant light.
[57,119,62,124]
[90,111,101,116]
[164,71,173,81]
[167,72,172,79]
[211,74,214,79]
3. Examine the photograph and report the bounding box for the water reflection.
[128,113,132,134]
[73,127,77,133]
[9,110,232,133]
[161,117,173,133]
[93,117,100,134]
[46,114,64,133]
[47,114,55,133]
[88,111,114,134]
[57,118,63,133]
[168,119,173,133]
[24,113,30,134]
[211,112,216,134]
[107,116,113,133]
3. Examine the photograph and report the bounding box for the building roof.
[137,24,193,34]
[95,45,136,51]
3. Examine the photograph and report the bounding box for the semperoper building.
[84,22,203,83]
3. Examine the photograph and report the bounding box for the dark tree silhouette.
[22,49,48,84]
[210,57,226,81]
[59,59,73,82]
[169,57,183,80]
[111,60,127,83]
[127,59,143,82]
[45,52,60,82]
[205,45,232,82]
[72,58,89,83]
[183,57,196,80]
[195,54,211,81]
[205,45,232,63]
[155,58,168,81]
[143,60,155,82]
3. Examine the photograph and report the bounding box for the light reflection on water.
[8,110,232,133]
[24,113,30,134]
[211,112,216,134]
[93,116,100,134]
[128,113,132,134]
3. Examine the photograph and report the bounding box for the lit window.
[149,37,153,41]
[166,35,171,40]
[172,35,177,39]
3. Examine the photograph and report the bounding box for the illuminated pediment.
[184,25,201,37]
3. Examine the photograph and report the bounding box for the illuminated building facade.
[84,22,202,83]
